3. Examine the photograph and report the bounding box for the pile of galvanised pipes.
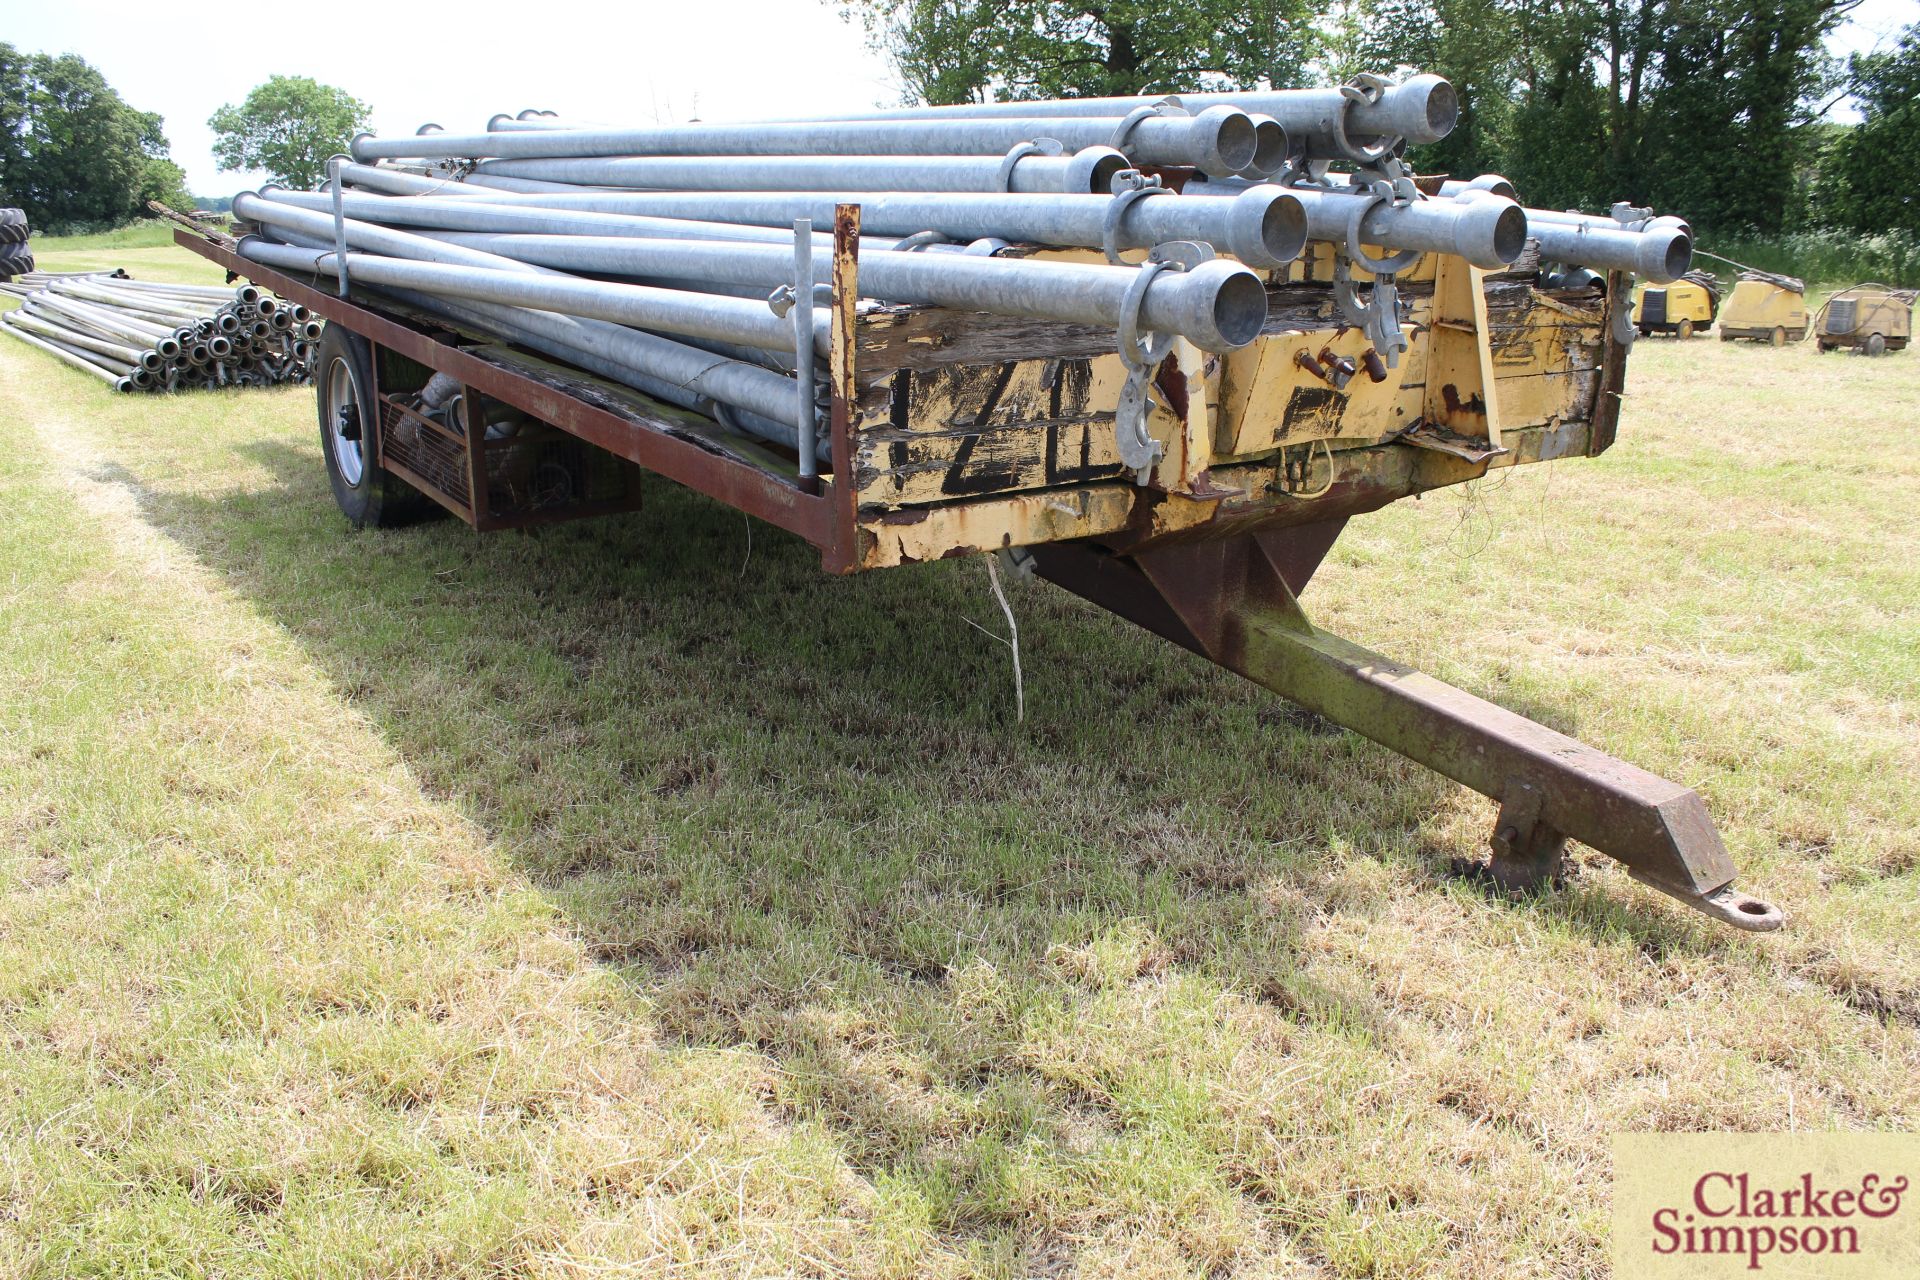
[0,272,317,393]
[231,74,1694,473]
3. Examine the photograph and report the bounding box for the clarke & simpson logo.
[1614,1134,1919,1279]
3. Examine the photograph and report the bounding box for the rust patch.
[1278,385,1346,440]
[1441,384,1487,418]
[1155,360,1189,419]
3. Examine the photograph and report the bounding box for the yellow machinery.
[1815,283,1915,355]
[1632,271,1719,337]
[1718,271,1807,345]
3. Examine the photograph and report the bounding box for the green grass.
[0,239,1916,1278]
[26,219,181,255]
[1698,229,1920,289]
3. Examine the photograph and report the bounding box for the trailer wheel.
[1677,319,1695,340]
[1864,332,1887,357]
[1770,326,1787,347]
[315,323,431,528]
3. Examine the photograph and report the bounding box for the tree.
[1813,23,1920,234]
[1363,0,1856,232]
[834,0,1320,105]
[0,44,191,229]
[209,76,370,191]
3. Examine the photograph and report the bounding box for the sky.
[6,0,1918,197]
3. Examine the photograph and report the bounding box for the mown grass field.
[1,236,1915,1278]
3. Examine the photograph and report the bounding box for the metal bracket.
[1486,781,1570,893]
[327,155,350,299]
[791,219,818,483]
[1329,73,1400,166]
[1331,240,1410,369]
[1108,99,1190,154]
[1102,170,1171,265]
[994,137,1064,191]
[1113,246,1188,481]
[1611,284,1639,347]
[1610,201,1656,228]
[893,229,955,253]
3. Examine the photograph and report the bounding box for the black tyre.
[0,208,24,230]
[0,249,34,278]
[0,222,26,245]
[1864,333,1887,357]
[314,323,433,528]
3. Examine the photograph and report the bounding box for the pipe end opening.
[1661,233,1693,282]
[1491,204,1528,264]
[1212,268,1270,349]
[1248,118,1288,177]
[1423,79,1460,139]
[1257,190,1309,266]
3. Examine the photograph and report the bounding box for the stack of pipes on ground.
[229,73,1694,474]
[0,271,317,392]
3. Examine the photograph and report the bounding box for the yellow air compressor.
[1717,271,1807,345]
[1633,270,1719,338]
[1814,283,1915,355]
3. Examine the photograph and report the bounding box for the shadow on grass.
[93,435,1695,1239]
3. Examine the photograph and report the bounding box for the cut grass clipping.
[0,238,1915,1278]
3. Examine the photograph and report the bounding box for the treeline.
[0,43,192,232]
[1,47,368,235]
[843,1,1919,244]
[1365,0,1916,241]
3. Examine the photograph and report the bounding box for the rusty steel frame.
[179,227,1781,932]
[1028,527,1783,931]
[179,229,856,567]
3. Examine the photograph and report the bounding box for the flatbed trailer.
[177,215,1784,932]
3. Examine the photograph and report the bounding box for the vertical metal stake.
[329,155,350,299]
[793,218,818,488]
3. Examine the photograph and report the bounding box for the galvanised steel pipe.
[21,303,163,368]
[1520,205,1691,234]
[1289,186,1526,269]
[1524,217,1691,281]
[234,191,556,279]
[420,230,1270,352]
[50,280,211,322]
[470,147,1132,195]
[458,173,624,195]
[29,293,178,345]
[339,163,494,198]
[1438,174,1519,200]
[323,186,1311,270]
[1241,115,1289,177]
[97,279,241,301]
[272,181,869,250]
[359,285,824,456]
[237,237,831,355]
[1451,190,1692,280]
[0,315,133,383]
[22,296,162,345]
[352,105,1267,177]
[5,311,146,365]
[776,74,1456,151]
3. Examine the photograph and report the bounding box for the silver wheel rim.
[326,357,364,486]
